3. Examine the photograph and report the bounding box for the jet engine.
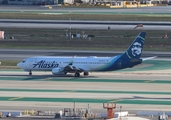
[52,68,64,75]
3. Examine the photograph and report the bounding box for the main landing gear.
[74,72,89,77]
[75,72,80,77]
[84,72,89,76]
[29,71,32,76]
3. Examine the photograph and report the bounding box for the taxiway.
[0,58,171,113]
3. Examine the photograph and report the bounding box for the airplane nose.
[17,62,21,68]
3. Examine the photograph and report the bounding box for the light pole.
[82,31,85,39]
[120,106,122,120]
[69,18,71,40]
[74,101,75,116]
[65,29,68,39]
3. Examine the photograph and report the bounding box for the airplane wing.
[65,65,84,72]
[142,56,157,61]
[64,56,88,73]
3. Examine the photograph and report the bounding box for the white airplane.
[17,32,156,77]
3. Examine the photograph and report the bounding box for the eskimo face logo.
[131,42,142,56]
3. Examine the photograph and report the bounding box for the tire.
[75,72,80,77]
[29,71,32,75]
[84,72,89,76]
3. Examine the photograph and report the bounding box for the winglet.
[68,55,76,65]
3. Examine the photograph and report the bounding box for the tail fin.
[124,32,146,60]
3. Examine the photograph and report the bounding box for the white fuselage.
[17,56,117,72]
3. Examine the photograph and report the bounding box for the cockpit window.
[21,59,27,63]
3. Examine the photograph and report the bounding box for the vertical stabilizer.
[91,32,146,71]
[124,32,146,60]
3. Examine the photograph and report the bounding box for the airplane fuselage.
[18,56,117,72]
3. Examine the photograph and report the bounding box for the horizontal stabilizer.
[142,56,157,61]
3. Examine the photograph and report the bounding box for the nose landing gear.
[29,71,32,75]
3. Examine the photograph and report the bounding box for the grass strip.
[0,96,170,105]
[1,28,171,51]
[0,88,171,95]
[0,77,171,84]
[0,13,171,21]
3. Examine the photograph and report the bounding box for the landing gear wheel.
[29,71,32,76]
[75,72,80,77]
[64,72,67,75]
[84,72,89,76]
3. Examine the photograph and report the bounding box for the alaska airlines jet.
[17,32,155,77]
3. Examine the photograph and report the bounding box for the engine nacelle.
[52,68,64,75]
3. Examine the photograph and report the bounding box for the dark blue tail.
[115,32,146,69]
[123,32,146,60]
[96,32,146,71]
